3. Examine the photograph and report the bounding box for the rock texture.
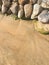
[0,0,2,10]
[18,0,29,5]
[34,21,49,34]
[10,2,18,15]
[0,0,49,29]
[38,10,49,23]
[18,5,24,18]
[31,4,43,19]
[24,4,32,18]
[29,0,37,4]
[41,0,49,8]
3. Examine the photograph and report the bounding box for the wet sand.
[0,14,49,65]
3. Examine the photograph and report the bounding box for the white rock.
[18,9,23,18]
[31,4,43,19]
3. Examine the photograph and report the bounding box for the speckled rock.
[24,4,32,18]
[38,10,49,23]
[10,2,18,15]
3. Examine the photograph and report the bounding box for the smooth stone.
[18,9,24,18]
[31,4,43,19]
[24,4,32,18]
[38,10,49,23]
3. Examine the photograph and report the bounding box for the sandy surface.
[0,14,49,65]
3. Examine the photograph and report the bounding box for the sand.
[0,14,49,65]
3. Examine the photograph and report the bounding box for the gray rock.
[38,10,49,23]
[31,4,43,19]
[24,4,32,18]
[10,2,18,15]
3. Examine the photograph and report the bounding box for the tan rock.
[34,21,49,34]
[24,4,32,18]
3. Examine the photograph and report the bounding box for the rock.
[18,9,24,18]
[38,10,49,23]
[7,9,12,15]
[18,0,29,5]
[18,5,24,18]
[0,0,2,6]
[13,0,18,2]
[2,4,8,14]
[2,0,11,14]
[0,5,1,11]
[34,21,49,34]
[2,0,12,8]
[0,0,2,11]
[31,4,43,19]
[18,5,24,10]
[10,2,18,15]
[37,0,42,4]
[41,0,49,8]
[24,4,32,18]
[29,0,37,4]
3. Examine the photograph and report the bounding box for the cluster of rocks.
[0,0,49,23]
